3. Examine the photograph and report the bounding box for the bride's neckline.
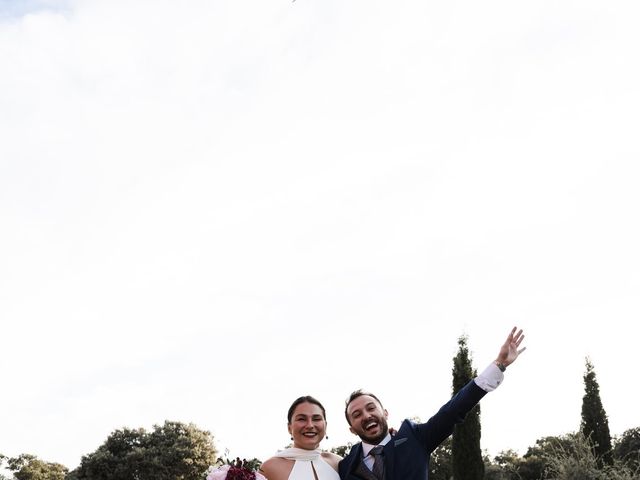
[272,447,322,461]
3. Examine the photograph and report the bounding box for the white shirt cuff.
[473,362,504,392]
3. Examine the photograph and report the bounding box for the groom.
[338,327,526,480]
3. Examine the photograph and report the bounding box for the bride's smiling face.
[288,402,327,450]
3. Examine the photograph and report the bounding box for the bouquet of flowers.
[205,457,266,480]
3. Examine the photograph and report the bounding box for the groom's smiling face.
[346,395,389,444]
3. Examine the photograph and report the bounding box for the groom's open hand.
[496,327,526,367]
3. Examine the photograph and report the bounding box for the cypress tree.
[451,335,484,480]
[580,357,613,467]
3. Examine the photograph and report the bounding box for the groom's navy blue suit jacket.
[338,379,487,480]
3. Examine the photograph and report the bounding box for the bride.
[260,396,341,480]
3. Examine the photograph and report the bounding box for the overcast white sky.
[1,0,639,472]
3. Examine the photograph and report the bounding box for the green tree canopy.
[544,431,636,480]
[613,427,640,472]
[484,449,521,480]
[517,434,580,480]
[2,453,67,480]
[329,444,353,458]
[71,421,217,480]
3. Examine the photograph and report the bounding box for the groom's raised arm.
[414,327,527,450]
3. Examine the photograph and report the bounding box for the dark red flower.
[226,466,256,480]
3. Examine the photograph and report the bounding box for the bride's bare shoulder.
[321,451,342,470]
[260,457,294,480]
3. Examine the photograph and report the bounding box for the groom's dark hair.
[344,389,384,425]
[287,395,327,424]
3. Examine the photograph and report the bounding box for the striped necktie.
[369,445,384,480]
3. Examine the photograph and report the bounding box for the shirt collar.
[362,433,392,457]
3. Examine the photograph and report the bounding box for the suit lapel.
[382,441,395,480]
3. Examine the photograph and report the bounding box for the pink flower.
[206,464,231,480]
[205,458,265,480]
[205,462,265,480]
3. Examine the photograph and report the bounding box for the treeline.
[425,339,640,480]
[2,337,639,480]
[1,422,219,480]
[424,426,640,480]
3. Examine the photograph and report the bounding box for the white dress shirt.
[362,433,391,470]
[474,362,504,392]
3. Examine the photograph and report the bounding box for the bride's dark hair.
[287,395,327,423]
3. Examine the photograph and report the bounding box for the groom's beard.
[357,417,389,445]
